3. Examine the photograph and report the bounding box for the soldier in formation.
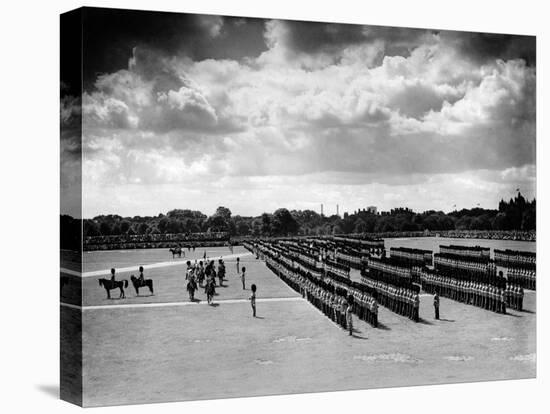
[420,271,508,314]
[507,267,536,290]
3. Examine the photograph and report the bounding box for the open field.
[59,242,537,406]
[384,237,536,257]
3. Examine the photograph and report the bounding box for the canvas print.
[60,7,536,407]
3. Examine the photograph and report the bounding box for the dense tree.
[271,208,299,236]
[79,193,535,239]
[261,213,272,235]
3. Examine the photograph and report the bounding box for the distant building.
[366,206,377,214]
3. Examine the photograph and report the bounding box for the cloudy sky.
[66,7,536,218]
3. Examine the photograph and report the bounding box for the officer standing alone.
[434,291,440,320]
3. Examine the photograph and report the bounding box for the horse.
[169,247,183,258]
[98,278,128,299]
[130,275,154,296]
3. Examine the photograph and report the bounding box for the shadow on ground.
[36,384,59,399]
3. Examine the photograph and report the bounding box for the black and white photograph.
[56,2,538,409]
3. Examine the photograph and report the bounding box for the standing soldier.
[346,300,353,336]
[241,266,247,290]
[413,293,420,322]
[518,285,524,311]
[236,257,241,274]
[433,291,440,320]
[249,284,257,317]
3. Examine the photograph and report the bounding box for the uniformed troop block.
[439,245,490,262]
[389,246,433,267]
[494,249,536,270]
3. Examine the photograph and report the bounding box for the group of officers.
[184,259,226,302]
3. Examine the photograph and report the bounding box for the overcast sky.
[67,8,536,218]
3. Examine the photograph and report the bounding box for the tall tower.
[321,204,324,216]
[337,204,339,216]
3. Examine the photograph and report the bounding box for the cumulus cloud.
[83,47,220,132]
[80,16,536,217]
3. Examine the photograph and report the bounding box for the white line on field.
[60,252,253,278]
[60,268,82,277]
[61,296,303,311]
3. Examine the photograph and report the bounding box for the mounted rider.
[138,266,145,286]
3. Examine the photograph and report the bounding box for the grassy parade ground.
[61,242,535,407]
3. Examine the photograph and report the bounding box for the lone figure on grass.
[434,291,440,320]
[249,283,257,317]
[346,297,354,336]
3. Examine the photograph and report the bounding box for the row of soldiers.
[428,265,506,289]
[348,285,379,327]
[434,254,498,284]
[420,272,510,314]
[253,240,382,330]
[361,276,420,322]
[363,266,416,289]
[323,273,379,327]
[303,279,352,332]
[266,259,352,332]
[504,283,525,311]
[507,267,536,290]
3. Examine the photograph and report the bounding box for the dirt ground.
[71,246,536,407]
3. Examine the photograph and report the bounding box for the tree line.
[80,193,535,238]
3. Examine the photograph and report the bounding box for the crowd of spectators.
[437,230,536,242]
[84,232,229,251]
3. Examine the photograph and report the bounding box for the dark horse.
[169,247,183,258]
[130,275,154,296]
[98,278,128,299]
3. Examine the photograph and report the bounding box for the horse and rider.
[130,266,154,296]
[98,268,128,299]
[169,246,184,258]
